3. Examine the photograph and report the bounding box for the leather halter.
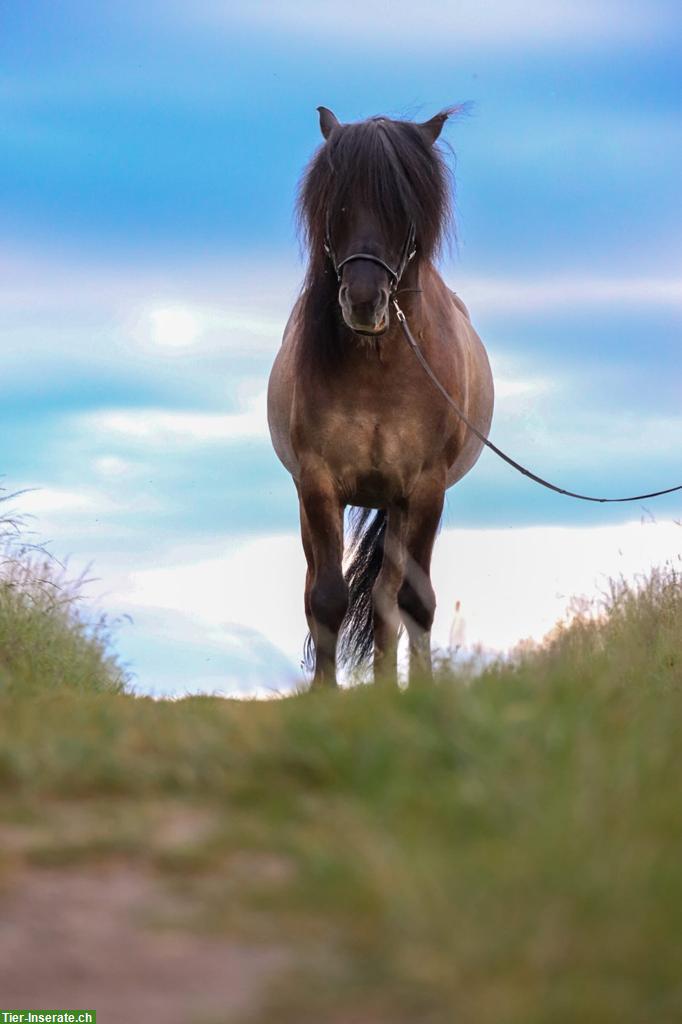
[324,217,417,292]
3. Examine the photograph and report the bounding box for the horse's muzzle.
[339,285,390,335]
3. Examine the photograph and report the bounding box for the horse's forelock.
[297,114,453,266]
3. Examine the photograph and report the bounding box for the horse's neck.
[394,260,448,326]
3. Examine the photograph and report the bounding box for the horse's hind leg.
[298,472,347,688]
[372,503,407,685]
[398,473,445,685]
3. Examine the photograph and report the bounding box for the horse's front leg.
[398,472,445,685]
[298,471,347,688]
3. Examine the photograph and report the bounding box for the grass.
[0,495,128,696]
[1,513,682,1022]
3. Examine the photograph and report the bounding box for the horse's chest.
[326,410,409,465]
[308,404,434,503]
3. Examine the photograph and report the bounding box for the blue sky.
[1,1,681,694]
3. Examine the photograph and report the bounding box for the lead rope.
[392,297,682,504]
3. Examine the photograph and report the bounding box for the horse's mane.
[295,109,458,377]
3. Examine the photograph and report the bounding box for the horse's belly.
[346,469,405,508]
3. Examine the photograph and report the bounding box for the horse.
[267,106,494,687]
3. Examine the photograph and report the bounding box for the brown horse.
[268,106,494,687]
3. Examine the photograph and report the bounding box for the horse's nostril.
[339,284,349,304]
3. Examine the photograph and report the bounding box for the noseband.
[324,217,417,293]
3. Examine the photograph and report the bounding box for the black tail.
[301,507,387,675]
[338,507,387,670]
[302,630,316,675]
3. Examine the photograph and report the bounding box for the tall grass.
[1,498,680,1022]
[0,495,128,695]
[482,559,682,689]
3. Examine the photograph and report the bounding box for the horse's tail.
[301,507,386,676]
[338,507,387,671]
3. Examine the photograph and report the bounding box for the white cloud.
[457,275,682,314]
[493,374,552,401]
[173,0,675,50]
[0,249,300,379]
[104,519,681,693]
[93,456,135,478]
[6,483,164,553]
[12,487,105,516]
[82,391,269,444]
[112,533,308,678]
[489,409,682,468]
[129,301,285,356]
[148,306,202,348]
[2,248,681,356]
[431,520,682,656]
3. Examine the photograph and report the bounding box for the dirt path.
[0,865,289,1023]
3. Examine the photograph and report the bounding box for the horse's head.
[297,107,457,366]
[316,107,450,336]
[329,204,396,336]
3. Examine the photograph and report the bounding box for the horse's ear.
[417,111,449,145]
[317,106,340,140]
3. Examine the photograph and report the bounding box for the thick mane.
[294,111,456,377]
[298,113,454,265]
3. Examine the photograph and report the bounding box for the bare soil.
[0,864,289,1023]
